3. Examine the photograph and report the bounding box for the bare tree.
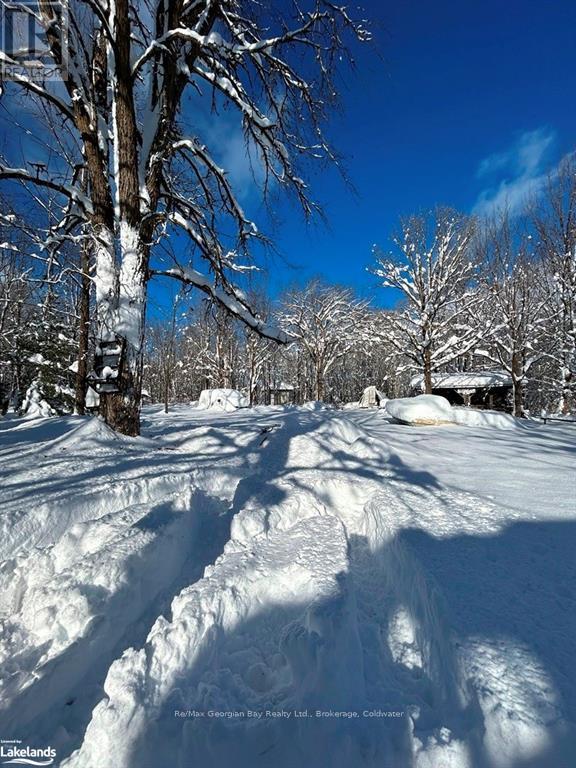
[372,210,480,393]
[475,213,550,416]
[278,280,370,401]
[0,0,370,434]
[532,157,576,413]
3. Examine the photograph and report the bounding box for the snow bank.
[452,407,519,429]
[48,416,120,451]
[197,388,248,412]
[386,395,455,425]
[0,488,205,735]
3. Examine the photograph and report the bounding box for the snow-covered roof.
[271,382,295,390]
[411,371,512,390]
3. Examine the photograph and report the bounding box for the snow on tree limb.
[151,266,288,343]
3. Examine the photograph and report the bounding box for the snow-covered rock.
[197,388,248,412]
[386,395,455,425]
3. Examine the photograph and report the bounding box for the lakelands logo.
[0,741,56,766]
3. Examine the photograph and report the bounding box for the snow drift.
[451,406,519,429]
[1,404,574,768]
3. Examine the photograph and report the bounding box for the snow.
[27,353,50,366]
[451,406,518,428]
[197,388,248,412]
[0,404,575,767]
[410,371,513,390]
[20,381,56,419]
[385,395,520,429]
[359,385,385,408]
[85,386,100,409]
[386,394,456,425]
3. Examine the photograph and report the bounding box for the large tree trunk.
[99,238,148,436]
[511,351,524,417]
[423,346,433,394]
[97,0,147,436]
[100,338,143,435]
[75,242,91,416]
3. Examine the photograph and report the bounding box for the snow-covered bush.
[20,380,57,419]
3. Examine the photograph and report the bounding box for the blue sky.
[3,0,573,316]
[243,0,576,307]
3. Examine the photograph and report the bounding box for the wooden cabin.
[410,371,513,411]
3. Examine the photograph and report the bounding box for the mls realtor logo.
[0,740,56,766]
[0,0,69,82]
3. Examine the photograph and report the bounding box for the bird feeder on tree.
[89,340,122,393]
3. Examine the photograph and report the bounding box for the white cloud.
[188,97,265,203]
[473,128,560,217]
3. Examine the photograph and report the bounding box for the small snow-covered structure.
[197,388,248,412]
[411,371,513,411]
[269,382,295,406]
[358,385,385,408]
[386,394,455,425]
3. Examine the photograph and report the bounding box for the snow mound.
[452,407,519,429]
[197,388,248,412]
[48,416,121,451]
[301,400,334,411]
[386,395,455,426]
[315,415,365,445]
[358,386,385,408]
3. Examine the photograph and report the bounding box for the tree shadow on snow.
[120,458,576,768]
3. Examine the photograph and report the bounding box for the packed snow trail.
[1,405,575,767]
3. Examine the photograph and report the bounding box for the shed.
[410,371,513,411]
[269,382,296,406]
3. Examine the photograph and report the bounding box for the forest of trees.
[0,2,574,426]
[139,176,576,418]
[2,160,574,420]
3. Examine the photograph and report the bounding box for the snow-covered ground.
[0,404,575,767]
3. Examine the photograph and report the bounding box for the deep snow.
[0,404,575,767]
